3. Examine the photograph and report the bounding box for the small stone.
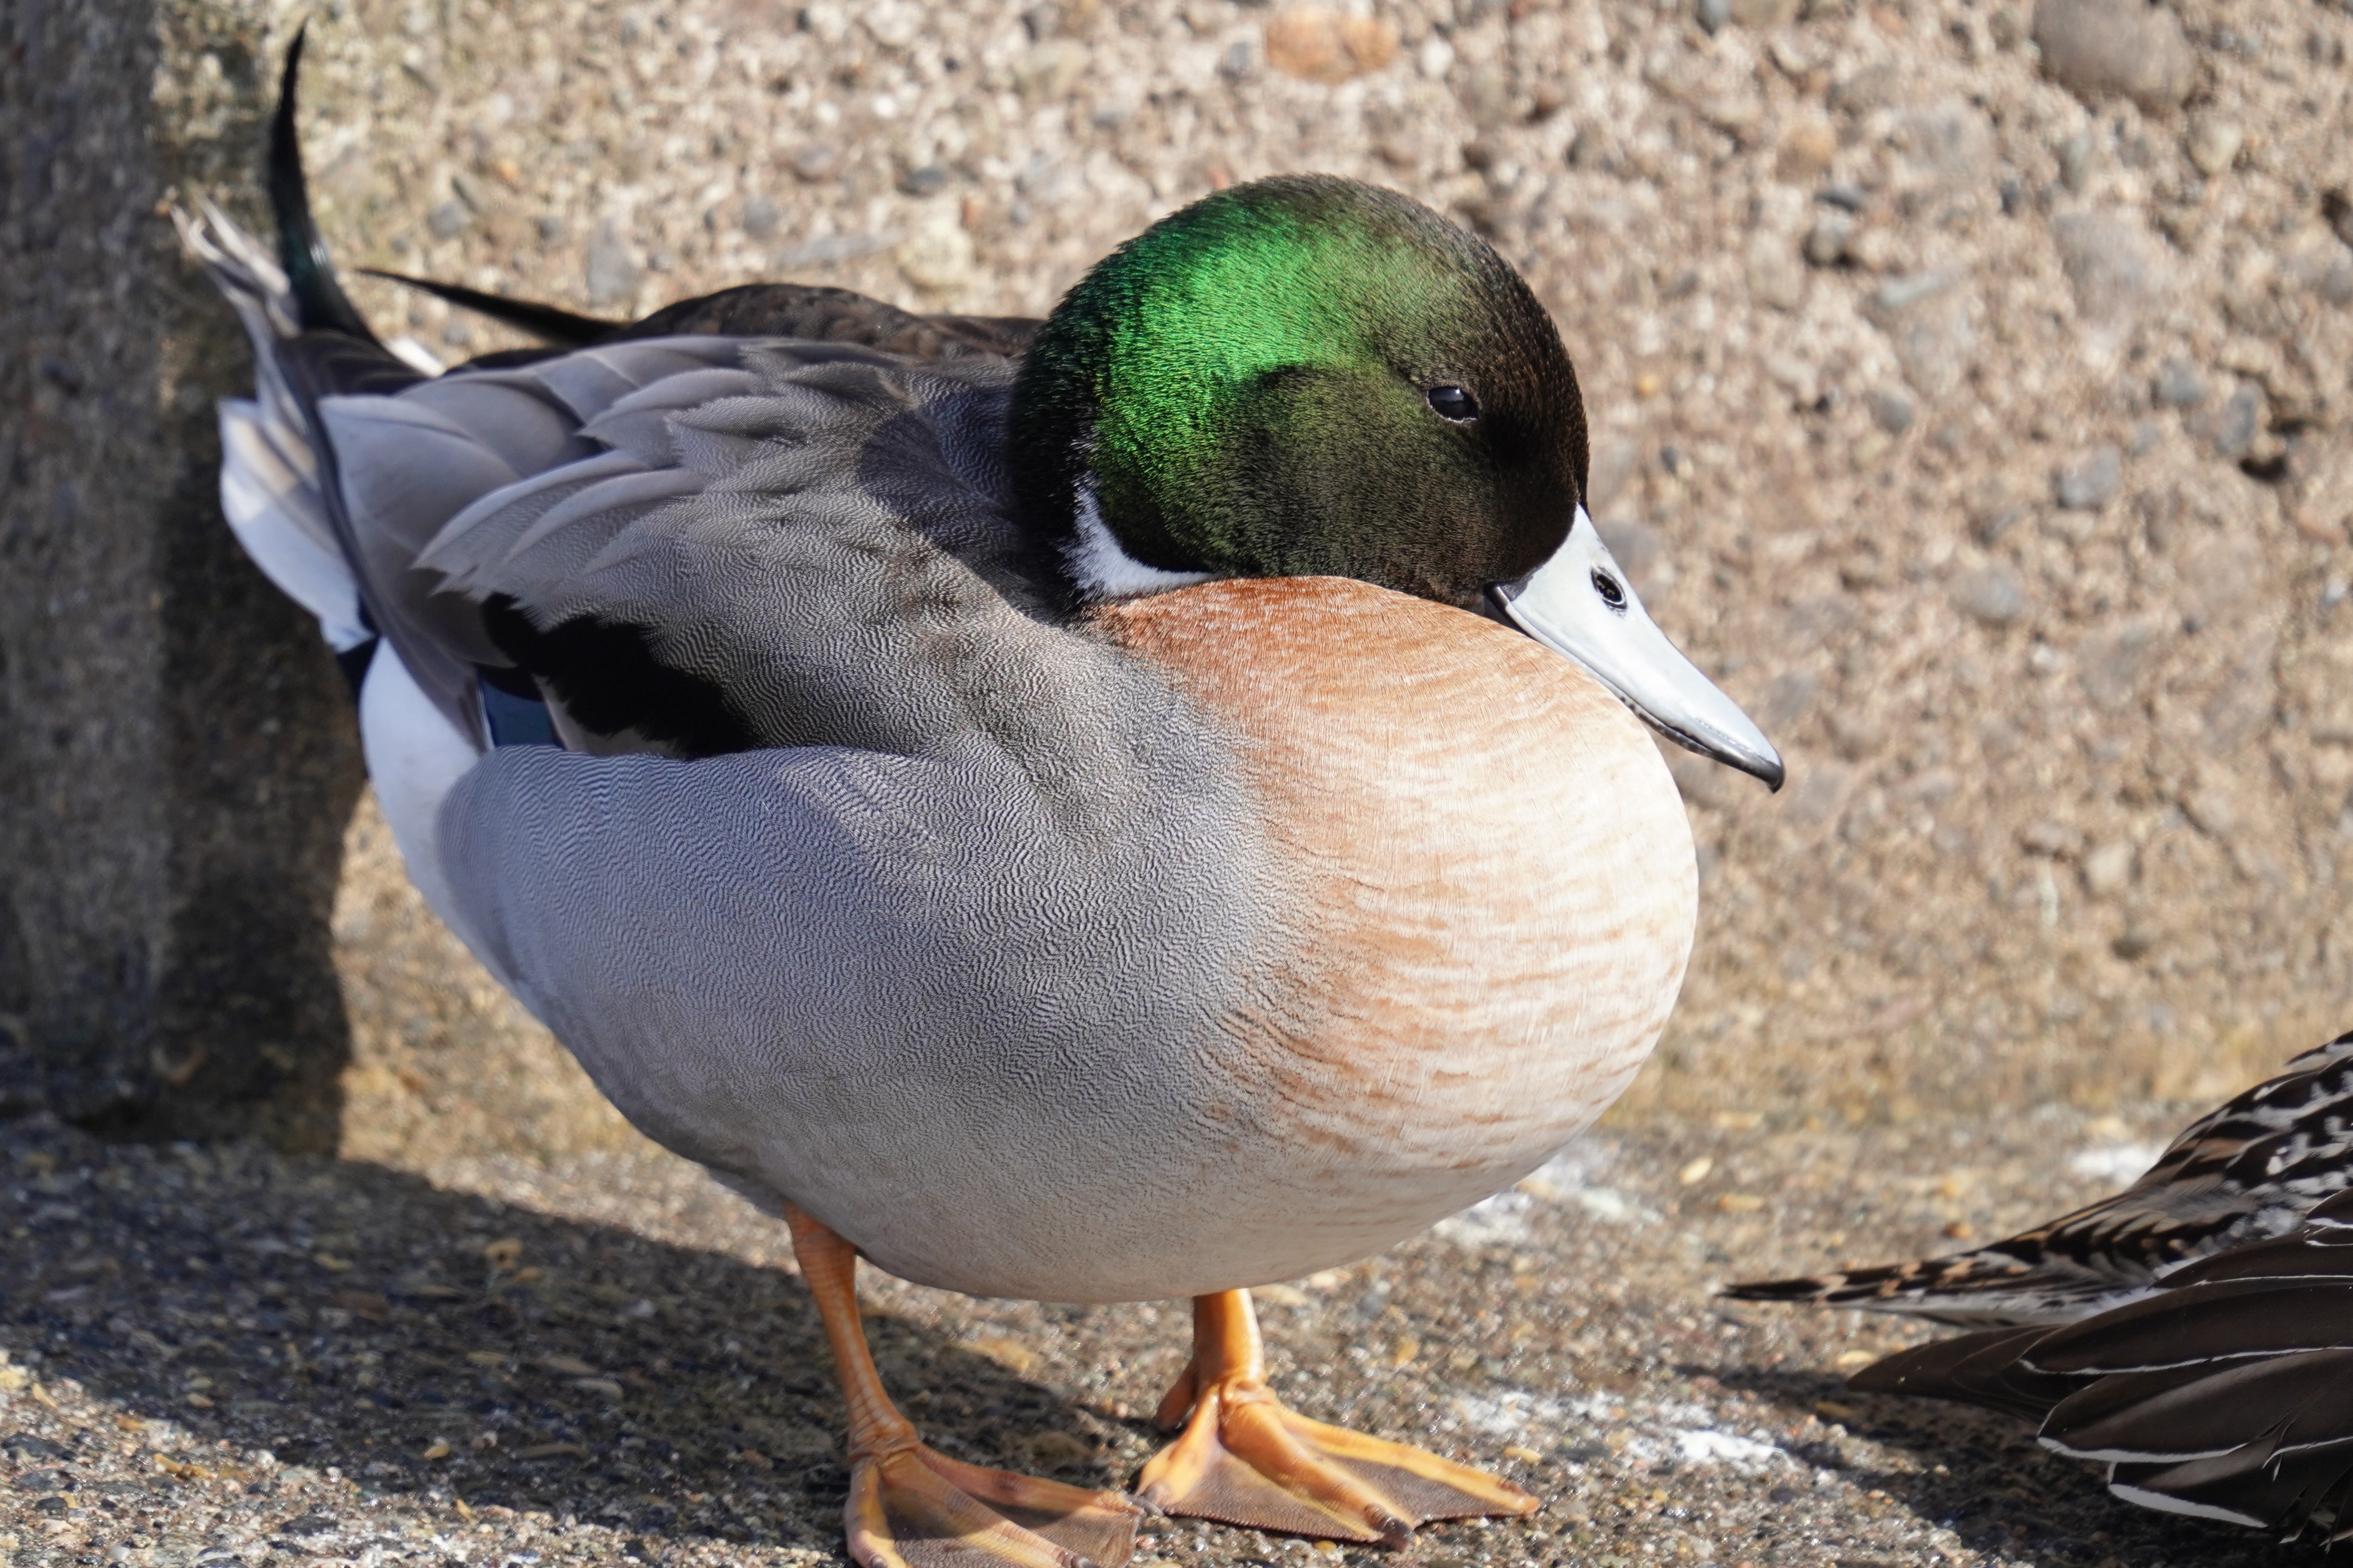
[2156,356,2207,408]
[2082,840,2134,897]
[740,195,780,239]
[1865,390,1915,435]
[2032,0,2196,112]
[1829,63,1898,115]
[1775,119,1836,183]
[2186,115,2244,177]
[584,219,641,308]
[1013,37,1091,98]
[534,214,565,244]
[862,1,921,49]
[2184,783,2239,837]
[1745,230,1806,311]
[1898,99,1993,183]
[792,143,840,182]
[2052,209,2167,321]
[426,200,469,240]
[1953,566,2026,625]
[1966,476,2027,543]
[1262,7,1399,84]
[898,214,978,295]
[2054,445,2123,510]
[1804,210,1853,267]
[1695,0,1730,32]
[1864,271,1973,396]
[897,164,950,198]
[2020,820,2083,858]
[2195,383,2264,460]
[2058,130,2095,193]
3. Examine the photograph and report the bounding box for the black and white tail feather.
[1855,1183,2353,1542]
[1725,1031,2353,1326]
[1725,1031,2353,1540]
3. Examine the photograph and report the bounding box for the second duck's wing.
[1725,1032,2353,1326]
[1848,1188,2353,1540]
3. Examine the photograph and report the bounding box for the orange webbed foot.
[849,1444,1144,1568]
[1135,1292,1537,1544]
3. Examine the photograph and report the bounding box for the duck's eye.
[1425,384,1478,422]
[1592,570,1626,609]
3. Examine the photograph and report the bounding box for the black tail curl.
[268,24,379,343]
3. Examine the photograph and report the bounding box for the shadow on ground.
[4,1117,1138,1553]
[1713,1364,2273,1568]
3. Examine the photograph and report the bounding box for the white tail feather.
[177,201,373,653]
[218,400,367,651]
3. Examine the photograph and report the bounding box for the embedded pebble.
[1953,566,2027,624]
[2155,357,2208,407]
[2053,445,2123,510]
[2197,384,2265,460]
[1803,210,1853,267]
[2032,0,2197,111]
[1864,390,1915,436]
[583,219,641,307]
[2187,116,2246,177]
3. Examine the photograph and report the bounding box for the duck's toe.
[1135,1381,1536,1545]
[849,1444,1145,1568]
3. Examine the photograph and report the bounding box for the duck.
[1726,1030,2353,1538]
[180,33,1782,1568]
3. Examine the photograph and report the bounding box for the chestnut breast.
[1097,576,1698,1207]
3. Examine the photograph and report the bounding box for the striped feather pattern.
[1725,1031,2353,1325]
[1806,1044,2353,1540]
[1846,1188,2353,1540]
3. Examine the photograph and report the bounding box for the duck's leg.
[1137,1290,1537,1545]
[783,1205,1144,1568]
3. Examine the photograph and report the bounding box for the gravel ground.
[0,1099,2308,1568]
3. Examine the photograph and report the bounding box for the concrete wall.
[0,1,361,1148]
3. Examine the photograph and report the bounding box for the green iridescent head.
[1010,175,1589,608]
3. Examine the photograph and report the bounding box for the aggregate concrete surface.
[0,1102,2309,1568]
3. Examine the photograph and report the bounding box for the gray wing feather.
[514,337,747,421]
[577,367,765,461]
[430,350,1063,758]
[416,450,658,590]
[398,374,596,475]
